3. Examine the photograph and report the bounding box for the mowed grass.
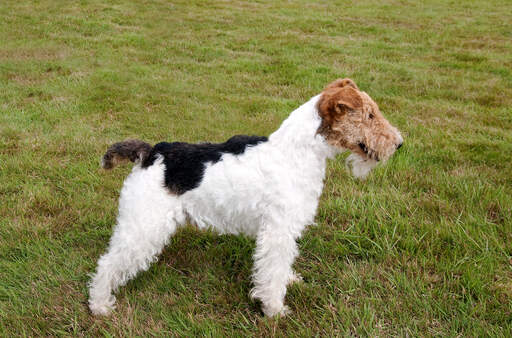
[1,0,511,335]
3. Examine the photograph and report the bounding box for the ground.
[1,0,511,336]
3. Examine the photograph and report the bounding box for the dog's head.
[317,78,403,178]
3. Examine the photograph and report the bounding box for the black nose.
[397,142,403,149]
[358,142,368,153]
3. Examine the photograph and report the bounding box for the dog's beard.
[346,153,378,179]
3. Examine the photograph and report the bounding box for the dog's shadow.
[121,225,258,309]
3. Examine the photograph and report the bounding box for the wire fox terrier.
[89,78,403,317]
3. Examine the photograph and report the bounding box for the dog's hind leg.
[250,222,299,317]
[88,167,185,316]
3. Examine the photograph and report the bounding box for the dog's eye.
[369,113,374,119]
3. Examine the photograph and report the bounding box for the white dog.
[89,78,403,317]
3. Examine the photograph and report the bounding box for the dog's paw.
[262,303,291,317]
[89,297,116,316]
[278,305,291,317]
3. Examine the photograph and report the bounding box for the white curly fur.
[88,93,397,317]
[345,153,378,179]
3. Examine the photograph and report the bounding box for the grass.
[1,0,511,335]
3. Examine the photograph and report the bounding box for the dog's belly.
[186,211,262,238]
[180,192,266,238]
[179,178,320,239]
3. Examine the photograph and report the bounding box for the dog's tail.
[101,140,152,169]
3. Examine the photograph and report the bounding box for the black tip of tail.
[101,140,152,169]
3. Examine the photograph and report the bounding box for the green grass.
[1,0,511,335]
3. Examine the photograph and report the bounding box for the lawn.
[1,0,511,335]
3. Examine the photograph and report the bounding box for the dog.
[88,78,403,317]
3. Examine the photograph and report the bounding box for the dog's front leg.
[250,227,298,317]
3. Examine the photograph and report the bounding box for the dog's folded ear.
[335,89,362,111]
[317,86,363,124]
[324,78,359,91]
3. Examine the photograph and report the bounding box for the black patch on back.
[142,135,268,195]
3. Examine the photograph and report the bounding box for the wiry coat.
[88,79,403,317]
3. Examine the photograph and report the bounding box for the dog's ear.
[318,86,363,124]
[324,78,359,91]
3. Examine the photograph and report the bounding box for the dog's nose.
[397,142,403,150]
[358,142,368,153]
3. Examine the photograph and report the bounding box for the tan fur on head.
[324,78,359,91]
[317,78,402,176]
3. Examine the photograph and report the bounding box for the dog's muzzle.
[358,142,380,161]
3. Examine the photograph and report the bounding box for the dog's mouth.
[358,142,379,161]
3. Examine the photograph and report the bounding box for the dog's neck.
[269,94,340,162]
[266,95,340,226]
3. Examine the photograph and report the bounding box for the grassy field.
[1,0,511,335]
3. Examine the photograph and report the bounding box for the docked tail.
[101,140,152,169]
